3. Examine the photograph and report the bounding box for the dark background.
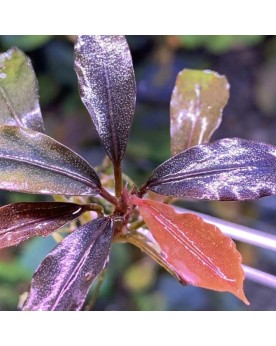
[0,35,276,310]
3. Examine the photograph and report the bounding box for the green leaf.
[178,35,264,54]
[0,48,45,132]
[0,125,102,196]
[170,69,229,156]
[0,35,52,51]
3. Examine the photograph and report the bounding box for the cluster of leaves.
[1,36,276,310]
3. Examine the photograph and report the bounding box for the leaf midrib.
[0,154,97,192]
[150,165,257,186]
[51,219,111,310]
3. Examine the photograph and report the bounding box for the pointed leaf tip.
[0,48,45,132]
[74,35,136,164]
[130,196,249,304]
[170,69,229,155]
[146,138,276,201]
[23,217,114,311]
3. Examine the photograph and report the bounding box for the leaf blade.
[74,35,136,163]
[146,138,276,201]
[0,202,90,249]
[0,48,45,132]
[170,69,229,156]
[23,217,114,311]
[130,196,249,304]
[0,125,101,196]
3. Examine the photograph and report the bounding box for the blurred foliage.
[0,35,52,51]
[170,35,264,53]
[0,35,276,311]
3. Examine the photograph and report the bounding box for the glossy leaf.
[0,48,45,132]
[23,217,114,311]
[0,202,90,249]
[170,69,229,156]
[130,196,249,304]
[0,125,101,195]
[74,35,136,164]
[145,138,276,201]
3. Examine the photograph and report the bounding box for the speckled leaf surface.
[23,217,114,311]
[0,202,90,249]
[0,48,45,132]
[74,35,136,164]
[0,125,101,195]
[130,196,249,304]
[145,138,276,201]
[170,69,229,156]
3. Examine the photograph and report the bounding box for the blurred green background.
[1,35,276,311]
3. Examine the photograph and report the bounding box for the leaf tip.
[233,286,250,305]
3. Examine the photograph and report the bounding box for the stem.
[129,220,145,231]
[138,184,147,198]
[100,188,119,207]
[114,163,123,198]
[100,187,126,214]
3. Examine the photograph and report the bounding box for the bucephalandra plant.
[1,35,276,310]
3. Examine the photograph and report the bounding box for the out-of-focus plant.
[1,36,276,311]
[0,35,52,51]
[168,35,264,53]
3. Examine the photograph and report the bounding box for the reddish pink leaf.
[129,196,249,304]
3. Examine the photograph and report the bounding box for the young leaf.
[0,48,45,132]
[145,138,276,201]
[0,125,102,196]
[170,69,229,156]
[0,202,90,249]
[130,196,249,304]
[23,217,114,311]
[74,35,136,164]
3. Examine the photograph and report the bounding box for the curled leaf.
[74,35,136,164]
[130,196,249,304]
[23,217,114,311]
[145,138,276,201]
[0,125,101,196]
[0,202,91,249]
[170,69,229,155]
[0,48,45,132]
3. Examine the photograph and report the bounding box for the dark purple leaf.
[23,217,114,311]
[0,202,90,249]
[74,35,136,164]
[0,48,45,132]
[145,138,276,201]
[0,125,101,195]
